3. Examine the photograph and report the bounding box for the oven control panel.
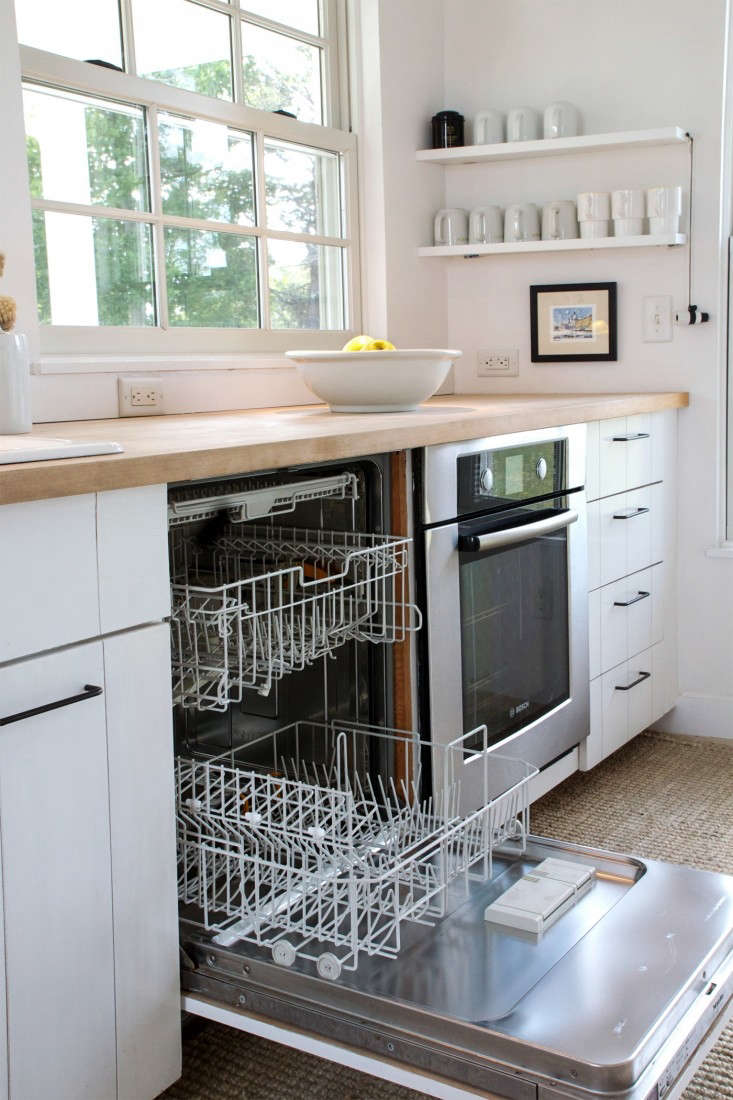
[457,438,567,515]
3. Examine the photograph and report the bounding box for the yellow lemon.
[363,338,395,350]
[342,334,373,351]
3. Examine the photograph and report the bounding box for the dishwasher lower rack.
[176,721,537,980]
[170,524,421,711]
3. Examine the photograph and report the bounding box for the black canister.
[431,110,464,148]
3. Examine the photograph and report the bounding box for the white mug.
[434,208,469,246]
[541,200,578,241]
[614,217,644,236]
[577,191,611,221]
[506,107,540,143]
[544,101,580,139]
[469,204,503,243]
[646,186,682,234]
[612,189,645,219]
[504,203,540,242]
[579,219,611,239]
[473,109,504,145]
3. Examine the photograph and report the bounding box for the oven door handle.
[459,509,579,552]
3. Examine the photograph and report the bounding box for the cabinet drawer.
[589,564,664,679]
[0,494,100,662]
[589,413,662,499]
[588,484,664,589]
[600,651,654,758]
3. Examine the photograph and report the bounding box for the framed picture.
[530,282,617,363]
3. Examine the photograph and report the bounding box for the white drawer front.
[592,483,663,588]
[0,495,100,662]
[594,413,656,498]
[589,564,664,679]
[601,651,654,758]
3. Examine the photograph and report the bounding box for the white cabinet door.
[0,642,116,1100]
[97,485,170,635]
[0,819,6,1100]
[104,624,181,1100]
[0,495,99,662]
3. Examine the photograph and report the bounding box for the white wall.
[440,0,732,734]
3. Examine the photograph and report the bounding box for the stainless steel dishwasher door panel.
[181,837,733,1100]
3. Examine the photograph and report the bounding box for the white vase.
[0,332,32,434]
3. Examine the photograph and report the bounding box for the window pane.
[165,228,258,327]
[264,140,340,236]
[132,0,233,101]
[159,114,255,226]
[242,23,322,124]
[14,0,122,68]
[32,212,155,326]
[241,0,319,35]
[23,86,149,212]
[268,240,344,329]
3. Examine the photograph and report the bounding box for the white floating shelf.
[416,126,690,166]
[418,234,687,258]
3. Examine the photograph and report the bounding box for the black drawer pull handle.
[614,590,651,608]
[613,506,650,520]
[0,684,103,727]
[615,671,651,692]
[612,432,651,442]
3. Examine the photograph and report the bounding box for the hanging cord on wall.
[676,133,710,325]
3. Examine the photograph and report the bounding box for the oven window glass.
[459,522,569,750]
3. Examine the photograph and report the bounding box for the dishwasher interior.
[167,456,733,1100]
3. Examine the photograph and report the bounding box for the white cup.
[541,200,578,240]
[506,107,540,143]
[504,203,540,242]
[543,101,580,139]
[579,219,611,239]
[473,109,504,145]
[646,186,682,234]
[612,189,645,219]
[614,217,644,236]
[577,191,611,221]
[434,208,469,246]
[469,204,503,243]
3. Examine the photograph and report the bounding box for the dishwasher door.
[180,835,733,1100]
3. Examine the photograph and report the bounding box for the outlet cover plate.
[118,376,164,417]
[477,348,519,377]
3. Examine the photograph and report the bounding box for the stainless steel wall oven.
[420,424,588,785]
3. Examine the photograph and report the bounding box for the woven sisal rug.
[164,731,733,1099]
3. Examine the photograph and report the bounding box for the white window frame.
[19,0,360,365]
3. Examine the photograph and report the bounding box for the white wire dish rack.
[176,721,537,980]
[170,523,421,711]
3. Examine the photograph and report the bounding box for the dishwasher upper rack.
[170,523,421,711]
[176,720,536,979]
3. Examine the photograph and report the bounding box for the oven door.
[425,494,588,811]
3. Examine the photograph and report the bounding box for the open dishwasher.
[169,454,733,1100]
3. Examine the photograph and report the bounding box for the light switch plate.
[643,296,673,342]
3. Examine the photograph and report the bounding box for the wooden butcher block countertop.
[0,392,689,504]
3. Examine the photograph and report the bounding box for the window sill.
[705,543,733,558]
[33,353,302,376]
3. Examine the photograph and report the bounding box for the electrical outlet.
[118,376,164,416]
[477,348,519,377]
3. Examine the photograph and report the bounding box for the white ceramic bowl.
[285,349,462,413]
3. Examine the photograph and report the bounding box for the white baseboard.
[651,693,733,740]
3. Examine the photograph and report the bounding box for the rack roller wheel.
[316,952,341,981]
[272,940,296,968]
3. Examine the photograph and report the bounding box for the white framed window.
[15,0,359,359]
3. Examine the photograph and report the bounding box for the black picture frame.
[530,281,617,363]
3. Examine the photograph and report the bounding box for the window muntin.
[15,0,356,353]
[242,1,320,36]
